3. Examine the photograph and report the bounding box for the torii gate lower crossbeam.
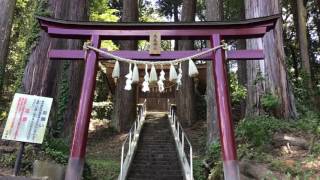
[37,15,279,180]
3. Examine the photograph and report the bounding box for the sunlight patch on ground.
[302,156,320,170]
[89,119,110,132]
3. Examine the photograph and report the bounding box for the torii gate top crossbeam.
[37,14,279,40]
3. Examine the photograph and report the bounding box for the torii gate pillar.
[211,34,239,179]
[65,35,100,179]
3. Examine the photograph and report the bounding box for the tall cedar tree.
[0,0,16,95]
[244,0,297,118]
[176,0,197,126]
[22,0,88,139]
[205,0,223,145]
[236,0,247,119]
[296,0,313,94]
[112,0,138,132]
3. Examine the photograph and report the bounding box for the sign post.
[13,142,25,176]
[1,93,53,175]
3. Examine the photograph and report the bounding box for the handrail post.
[190,146,193,179]
[171,106,173,117]
[128,132,132,155]
[182,132,185,156]
[177,123,180,141]
[120,146,124,180]
[134,122,137,138]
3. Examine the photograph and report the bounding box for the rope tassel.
[142,64,150,92]
[149,64,158,83]
[176,63,182,90]
[169,64,178,82]
[132,63,139,83]
[188,58,199,77]
[124,63,133,91]
[158,66,166,92]
[112,60,120,82]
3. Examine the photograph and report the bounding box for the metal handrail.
[168,103,194,180]
[118,100,147,180]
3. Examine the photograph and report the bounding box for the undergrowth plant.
[229,72,247,104]
[236,115,288,147]
[261,93,280,112]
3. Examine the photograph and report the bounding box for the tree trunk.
[60,0,88,138]
[174,4,179,50]
[0,0,16,95]
[22,0,88,139]
[205,0,223,146]
[176,0,196,126]
[112,0,138,132]
[315,0,320,40]
[296,0,313,93]
[236,0,247,119]
[244,0,297,119]
[288,0,299,78]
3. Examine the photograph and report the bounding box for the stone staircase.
[127,113,183,180]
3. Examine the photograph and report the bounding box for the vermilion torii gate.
[37,14,279,180]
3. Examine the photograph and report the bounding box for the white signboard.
[2,93,53,144]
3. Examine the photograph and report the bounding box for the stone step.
[130,163,181,169]
[135,150,177,154]
[127,175,184,180]
[131,161,181,167]
[132,158,180,163]
[129,172,182,177]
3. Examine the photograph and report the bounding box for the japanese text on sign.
[2,93,53,144]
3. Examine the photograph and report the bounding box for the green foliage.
[253,71,265,85]
[90,3,119,22]
[261,93,280,111]
[83,162,93,180]
[92,101,114,121]
[205,142,223,179]
[92,70,114,121]
[43,138,69,164]
[223,0,245,21]
[295,111,320,133]
[86,159,120,180]
[193,159,206,180]
[310,143,320,156]
[156,0,182,20]
[52,62,70,137]
[290,71,314,107]
[208,161,223,180]
[195,93,206,121]
[0,153,16,167]
[139,0,158,22]
[236,116,288,147]
[207,142,221,162]
[0,144,39,175]
[270,159,316,178]
[0,109,8,122]
[236,112,320,162]
[229,72,247,104]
